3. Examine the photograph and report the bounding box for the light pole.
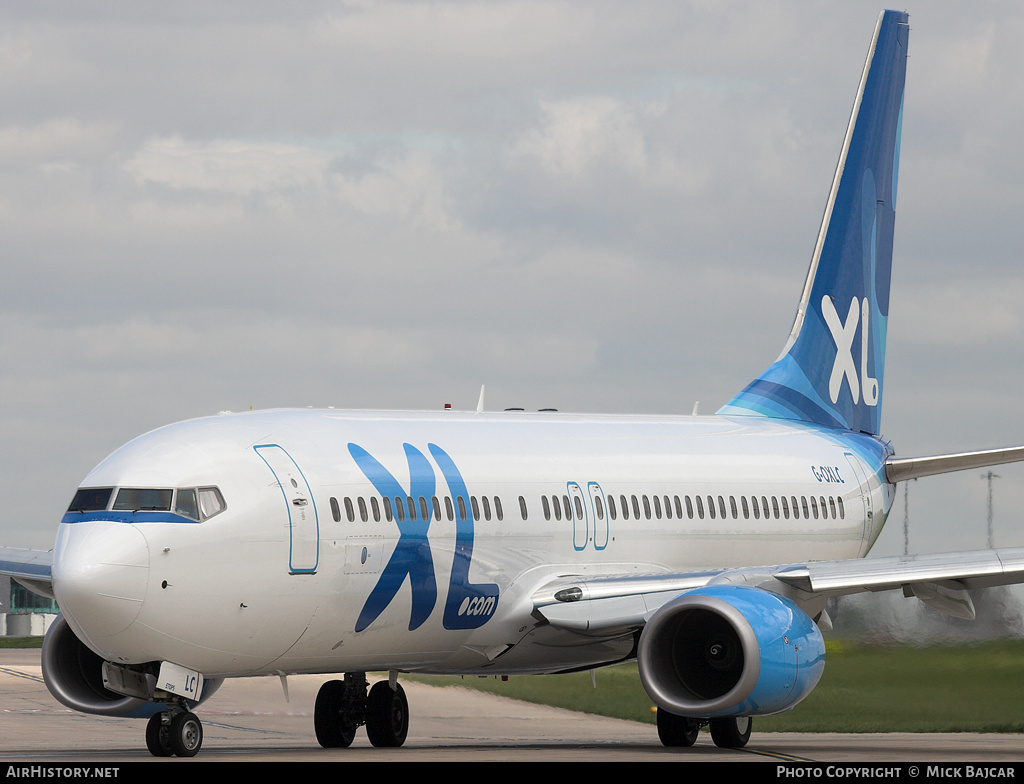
[982,471,1000,549]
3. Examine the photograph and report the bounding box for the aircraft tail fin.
[719,10,909,435]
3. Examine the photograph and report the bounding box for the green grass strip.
[408,639,1024,733]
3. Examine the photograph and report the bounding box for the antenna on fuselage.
[477,385,486,413]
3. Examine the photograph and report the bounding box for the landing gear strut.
[145,709,204,757]
[314,672,409,749]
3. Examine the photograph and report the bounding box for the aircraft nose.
[52,521,150,640]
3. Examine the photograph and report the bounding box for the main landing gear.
[314,672,409,748]
[146,709,204,757]
[657,709,752,749]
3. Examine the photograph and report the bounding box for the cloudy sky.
[3,1,1024,559]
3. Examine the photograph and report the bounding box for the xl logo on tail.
[348,442,499,633]
[822,295,878,406]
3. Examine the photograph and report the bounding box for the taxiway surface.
[1,649,1021,762]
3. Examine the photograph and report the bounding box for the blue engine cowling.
[41,615,221,718]
[637,585,825,717]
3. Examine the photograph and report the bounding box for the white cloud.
[899,279,1024,347]
[124,137,335,194]
[507,97,648,177]
[123,137,460,230]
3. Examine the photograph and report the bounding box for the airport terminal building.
[0,574,58,636]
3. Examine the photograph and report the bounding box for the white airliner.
[4,9,1024,757]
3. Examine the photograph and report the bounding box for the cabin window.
[432,496,442,521]
[457,496,467,522]
[518,495,528,520]
[494,496,503,521]
[607,495,617,520]
[344,497,355,522]
[358,497,369,522]
[594,495,604,520]
[620,495,629,520]
[445,496,454,521]
[837,497,845,519]
[371,497,381,522]
[541,495,551,521]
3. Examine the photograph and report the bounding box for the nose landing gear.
[145,709,204,757]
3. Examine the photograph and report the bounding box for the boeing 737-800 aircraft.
[4,10,1024,757]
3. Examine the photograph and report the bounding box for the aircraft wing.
[0,547,55,600]
[532,547,1024,633]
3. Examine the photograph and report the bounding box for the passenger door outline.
[254,444,319,574]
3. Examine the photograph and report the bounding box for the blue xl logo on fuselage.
[348,442,499,633]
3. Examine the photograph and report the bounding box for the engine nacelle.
[637,585,825,718]
[41,615,219,717]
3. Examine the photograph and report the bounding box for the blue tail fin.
[719,10,909,436]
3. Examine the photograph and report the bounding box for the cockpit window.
[198,487,226,520]
[67,487,114,512]
[174,488,199,521]
[64,485,225,522]
[114,488,172,511]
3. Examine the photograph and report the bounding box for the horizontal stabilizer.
[885,446,1024,482]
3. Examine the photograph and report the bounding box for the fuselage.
[51,407,894,681]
